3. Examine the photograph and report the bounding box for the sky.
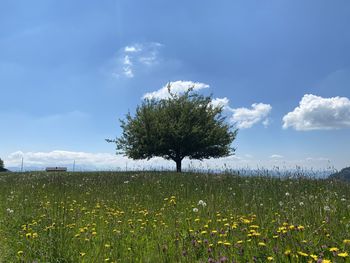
[1,0,350,172]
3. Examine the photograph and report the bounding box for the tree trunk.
[175,159,182,173]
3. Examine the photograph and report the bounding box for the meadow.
[0,171,350,262]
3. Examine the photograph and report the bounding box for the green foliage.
[0,158,4,169]
[112,86,237,172]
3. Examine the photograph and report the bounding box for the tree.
[108,86,237,172]
[0,158,3,169]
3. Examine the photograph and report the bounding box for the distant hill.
[329,167,350,181]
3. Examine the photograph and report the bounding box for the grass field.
[1,171,350,262]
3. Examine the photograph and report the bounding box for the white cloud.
[211,97,272,129]
[270,154,284,159]
[114,42,162,78]
[230,103,272,129]
[143,80,210,100]
[283,94,350,131]
[124,45,142,53]
[143,86,272,128]
[211,97,230,108]
[4,150,251,171]
[4,150,339,172]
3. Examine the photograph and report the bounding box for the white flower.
[124,181,129,184]
[341,198,346,202]
[299,202,304,206]
[285,192,290,196]
[6,208,14,214]
[324,205,331,212]
[279,201,284,207]
[198,200,207,207]
[193,208,199,213]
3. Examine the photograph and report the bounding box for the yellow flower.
[343,239,350,244]
[105,244,111,248]
[258,242,266,246]
[17,251,24,256]
[310,254,318,260]
[338,252,348,257]
[223,242,231,246]
[297,251,308,257]
[267,256,273,261]
[329,247,338,252]
[80,252,86,257]
[284,249,292,256]
[321,260,331,263]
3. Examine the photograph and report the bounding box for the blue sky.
[1,0,350,171]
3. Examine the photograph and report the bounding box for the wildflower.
[338,252,348,257]
[224,242,231,246]
[267,256,273,261]
[193,208,199,213]
[285,192,290,196]
[80,252,86,257]
[279,201,284,206]
[297,251,308,257]
[284,249,292,256]
[198,200,207,207]
[329,247,338,252]
[299,202,304,206]
[6,208,14,214]
[124,181,129,184]
[258,242,266,246]
[324,205,331,212]
[17,251,24,256]
[343,239,350,244]
[321,260,331,263]
[310,254,318,260]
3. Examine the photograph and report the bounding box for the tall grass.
[0,171,349,262]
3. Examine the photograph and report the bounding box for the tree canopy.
[109,86,237,172]
[0,158,6,172]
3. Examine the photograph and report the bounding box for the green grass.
[0,171,350,262]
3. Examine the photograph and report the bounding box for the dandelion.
[329,247,338,252]
[338,252,349,257]
[297,251,308,257]
[267,256,273,261]
[6,208,14,214]
[198,200,207,207]
[258,242,266,246]
[193,208,199,213]
[343,239,350,244]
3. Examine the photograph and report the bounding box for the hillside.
[329,167,350,181]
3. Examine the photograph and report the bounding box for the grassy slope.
[0,171,350,262]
